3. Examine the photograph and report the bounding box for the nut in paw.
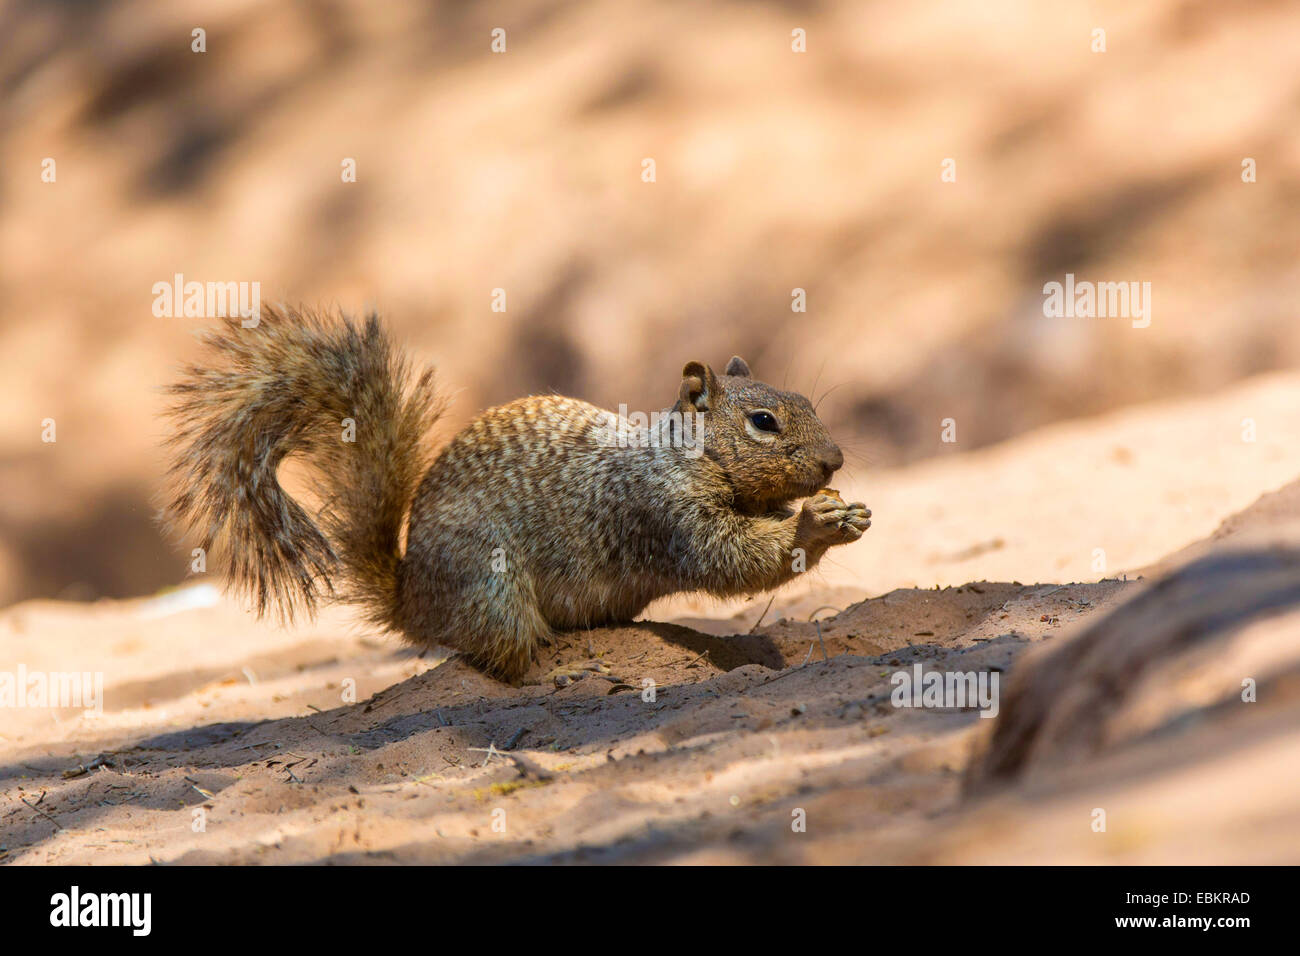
[801,491,872,545]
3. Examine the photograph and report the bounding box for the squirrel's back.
[398,396,704,650]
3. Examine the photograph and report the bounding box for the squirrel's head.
[674,356,844,514]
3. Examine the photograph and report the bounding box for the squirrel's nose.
[819,445,844,479]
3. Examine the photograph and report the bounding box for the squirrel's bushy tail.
[162,304,445,629]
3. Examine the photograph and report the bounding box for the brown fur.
[163,305,870,680]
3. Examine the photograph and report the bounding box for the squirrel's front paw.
[799,490,872,546]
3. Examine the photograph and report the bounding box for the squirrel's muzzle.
[818,444,844,482]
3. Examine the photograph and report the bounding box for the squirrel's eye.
[749,411,779,433]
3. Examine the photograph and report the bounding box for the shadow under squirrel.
[163,305,871,680]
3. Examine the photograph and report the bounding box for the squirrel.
[163,304,871,681]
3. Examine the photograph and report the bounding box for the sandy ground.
[3,372,1299,864]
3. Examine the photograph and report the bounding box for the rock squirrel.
[163,305,871,680]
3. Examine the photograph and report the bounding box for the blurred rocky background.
[1,0,1298,606]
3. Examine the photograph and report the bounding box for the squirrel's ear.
[724,356,752,378]
[678,361,718,413]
